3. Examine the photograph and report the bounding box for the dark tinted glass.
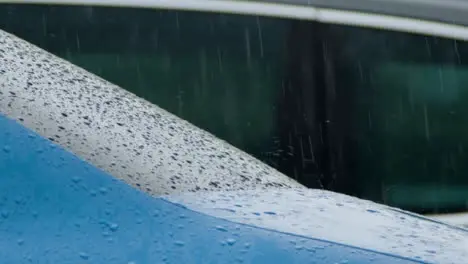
[323,25,468,214]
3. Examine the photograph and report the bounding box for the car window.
[324,25,468,214]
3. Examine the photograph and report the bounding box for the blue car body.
[0,1,468,263]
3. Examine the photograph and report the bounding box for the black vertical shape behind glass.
[278,21,331,189]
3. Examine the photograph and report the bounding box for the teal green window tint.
[329,26,468,213]
[0,5,291,166]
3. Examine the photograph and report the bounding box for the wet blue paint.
[0,114,424,264]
